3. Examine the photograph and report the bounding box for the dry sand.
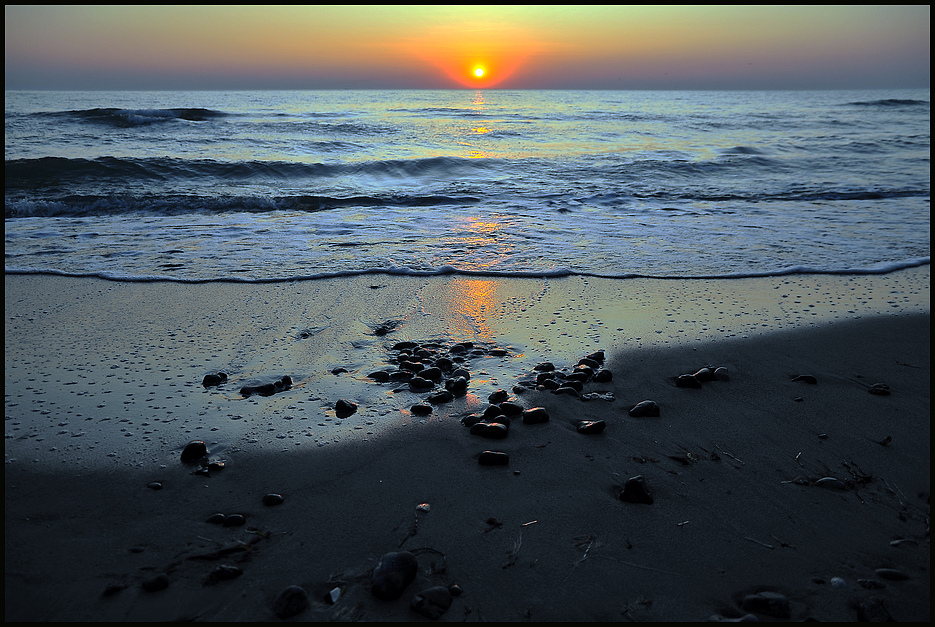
[4,267,930,621]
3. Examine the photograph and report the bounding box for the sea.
[4,89,930,282]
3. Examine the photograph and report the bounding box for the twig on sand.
[770,534,797,549]
[744,536,775,549]
[714,444,744,465]
[502,530,523,569]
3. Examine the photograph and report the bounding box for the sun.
[474,67,485,78]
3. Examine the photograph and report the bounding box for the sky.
[4,5,930,90]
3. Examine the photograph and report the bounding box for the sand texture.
[4,269,930,621]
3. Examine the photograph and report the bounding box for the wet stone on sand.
[272,585,308,619]
[371,551,418,601]
[627,400,660,417]
[620,475,654,504]
[410,585,453,619]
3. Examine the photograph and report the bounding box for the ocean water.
[5,89,930,282]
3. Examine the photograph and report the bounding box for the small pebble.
[593,369,613,382]
[693,367,715,382]
[868,382,891,395]
[792,374,818,384]
[814,477,847,490]
[628,400,660,417]
[223,513,246,527]
[263,493,284,506]
[713,367,730,381]
[576,420,606,434]
[272,585,308,619]
[488,389,509,404]
[522,407,550,424]
[205,513,226,525]
[874,568,909,581]
[478,451,509,466]
[146,481,163,490]
[620,475,653,504]
[335,399,358,417]
[675,374,702,388]
[180,440,207,464]
[411,403,433,416]
[202,373,228,387]
[204,565,243,585]
[371,551,418,601]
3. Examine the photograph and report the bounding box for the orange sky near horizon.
[4,5,930,90]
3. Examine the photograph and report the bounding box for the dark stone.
[399,360,424,372]
[392,341,419,351]
[449,343,469,354]
[389,369,414,381]
[263,493,284,506]
[499,401,524,416]
[141,573,169,592]
[180,440,207,464]
[478,450,509,466]
[146,481,163,490]
[371,551,418,601]
[445,376,468,394]
[222,513,246,527]
[470,421,509,439]
[586,350,605,363]
[434,357,454,371]
[564,372,589,383]
[335,399,358,417]
[448,583,464,596]
[488,389,509,404]
[421,367,443,382]
[628,400,660,417]
[279,375,293,388]
[240,382,277,397]
[411,403,433,416]
[460,413,483,427]
[205,565,243,585]
[874,568,909,581]
[483,404,505,419]
[593,369,613,383]
[540,379,560,390]
[409,376,434,391]
[206,512,226,525]
[575,364,594,379]
[522,407,550,424]
[577,420,606,434]
[534,362,555,372]
[536,371,556,383]
[714,367,730,381]
[410,585,452,619]
[553,386,580,397]
[450,367,471,380]
[620,475,653,504]
[331,367,348,375]
[578,357,600,369]
[792,374,818,384]
[272,585,309,619]
[202,373,227,387]
[693,367,715,382]
[427,390,454,404]
[207,460,225,472]
[675,374,702,388]
[489,348,508,356]
[740,591,791,619]
[868,383,891,396]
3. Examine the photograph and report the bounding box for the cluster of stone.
[515,350,612,398]
[675,366,729,388]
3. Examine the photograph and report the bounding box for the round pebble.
[222,513,246,527]
[868,382,891,395]
[478,451,509,466]
[620,475,653,504]
[180,440,207,464]
[522,407,550,424]
[335,399,358,417]
[272,585,308,619]
[371,551,418,601]
[628,400,660,417]
[146,481,163,490]
[675,374,702,388]
[576,420,606,434]
[411,403,433,416]
[206,512,226,525]
[714,367,730,381]
[263,493,284,506]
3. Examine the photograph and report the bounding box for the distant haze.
[4,5,930,90]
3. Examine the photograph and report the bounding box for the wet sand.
[4,268,930,621]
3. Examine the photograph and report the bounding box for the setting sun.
[474,67,485,78]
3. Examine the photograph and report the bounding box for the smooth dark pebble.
[488,389,509,404]
[205,565,243,585]
[146,481,163,490]
[393,341,419,351]
[586,350,605,363]
[628,400,660,417]
[263,493,284,506]
[714,367,730,381]
[478,450,510,466]
[576,420,606,434]
[368,370,391,382]
[675,374,702,388]
[874,568,909,581]
[470,421,509,439]
[522,407,550,424]
[371,551,418,601]
[410,585,453,619]
[740,591,790,619]
[693,367,715,382]
[272,585,309,619]
[553,386,580,397]
[409,376,433,391]
[448,583,464,596]
[868,382,891,395]
[202,373,227,387]
[223,513,246,527]
[180,440,208,464]
[792,374,818,384]
[460,413,483,427]
[593,369,613,382]
[411,403,433,416]
[533,362,555,372]
[331,367,348,375]
[335,399,358,416]
[815,477,847,490]
[207,460,225,472]
[498,401,523,415]
[620,475,654,504]
[102,582,129,597]
[427,390,453,404]
[206,512,226,524]
[445,376,468,394]
[141,573,170,592]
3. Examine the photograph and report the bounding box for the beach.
[4,267,930,621]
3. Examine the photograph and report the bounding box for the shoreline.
[5,269,930,621]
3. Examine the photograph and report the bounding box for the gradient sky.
[4,5,930,90]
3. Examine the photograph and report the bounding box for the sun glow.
[474,67,485,78]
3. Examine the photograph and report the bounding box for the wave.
[5,257,929,285]
[35,107,229,127]
[845,98,929,107]
[4,155,495,190]
[4,192,481,218]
